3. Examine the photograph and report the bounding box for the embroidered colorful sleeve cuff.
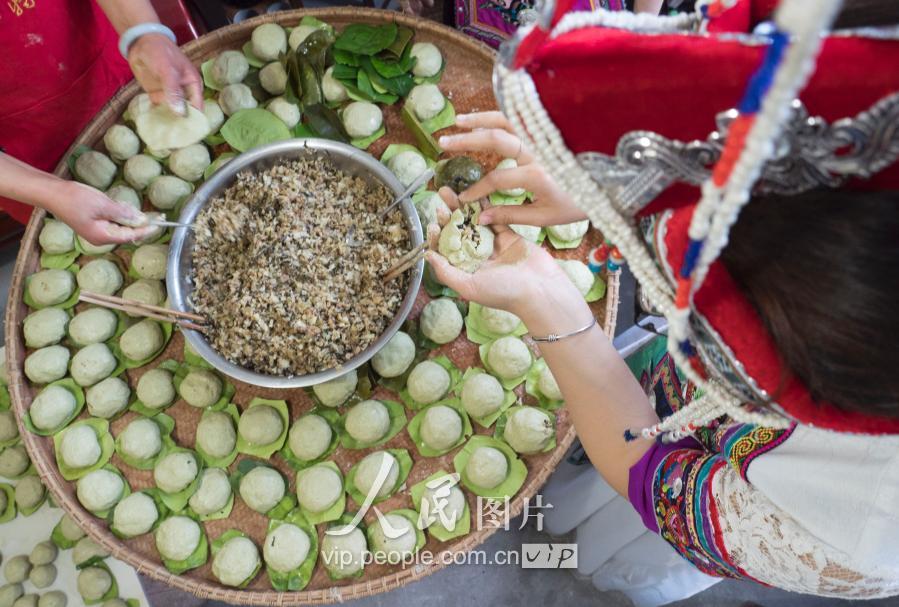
[627,437,701,533]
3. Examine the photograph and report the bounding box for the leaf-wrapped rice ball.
[0,410,17,443]
[238,405,282,446]
[147,175,191,211]
[465,446,508,488]
[487,336,532,380]
[369,513,416,564]
[153,451,198,494]
[480,306,521,336]
[123,154,162,190]
[322,66,347,103]
[259,62,288,95]
[211,50,249,87]
[112,491,158,537]
[212,535,259,587]
[387,150,427,189]
[75,151,116,190]
[60,424,101,469]
[406,83,446,121]
[420,405,462,451]
[251,23,287,61]
[204,100,225,133]
[0,445,30,478]
[264,523,310,573]
[189,468,231,515]
[353,451,398,499]
[136,368,175,410]
[321,527,365,578]
[77,567,111,603]
[267,97,300,128]
[28,269,75,308]
[77,259,123,296]
[312,369,356,407]
[39,220,75,255]
[29,384,76,432]
[179,369,222,408]
[538,365,563,401]
[420,298,463,345]
[219,84,257,117]
[287,414,331,461]
[24,346,70,384]
[169,144,211,182]
[238,466,284,514]
[119,319,164,361]
[155,515,201,561]
[196,410,236,458]
[70,343,117,387]
[15,475,45,512]
[344,400,390,444]
[118,417,162,460]
[103,124,140,161]
[76,468,124,513]
[86,377,130,419]
[121,279,165,311]
[371,331,415,378]
[68,308,118,346]
[131,243,168,280]
[503,406,553,454]
[407,361,450,405]
[23,307,69,348]
[341,101,382,139]
[295,465,342,513]
[410,42,442,78]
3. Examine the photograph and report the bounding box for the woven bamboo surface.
[5,8,620,605]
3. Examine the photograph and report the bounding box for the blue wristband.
[118,23,177,59]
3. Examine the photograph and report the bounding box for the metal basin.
[167,139,424,388]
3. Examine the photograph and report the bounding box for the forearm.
[0,154,69,216]
[94,0,160,34]
[517,286,659,497]
[634,0,664,14]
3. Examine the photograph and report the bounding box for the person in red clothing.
[0,0,202,244]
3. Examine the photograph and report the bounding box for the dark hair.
[721,188,899,417]
[834,0,899,29]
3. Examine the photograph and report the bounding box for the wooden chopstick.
[79,292,207,333]
[81,291,206,322]
[382,246,427,283]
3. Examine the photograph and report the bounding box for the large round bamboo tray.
[6,8,620,605]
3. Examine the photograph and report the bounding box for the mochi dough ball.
[259,62,288,95]
[131,243,168,280]
[267,97,300,128]
[28,269,75,307]
[179,369,222,408]
[155,515,201,561]
[322,66,347,103]
[124,154,162,190]
[0,410,18,443]
[422,482,466,529]
[29,564,56,588]
[112,491,158,537]
[70,343,116,387]
[39,220,74,255]
[169,144,211,182]
[369,513,416,563]
[557,259,594,297]
[189,468,231,515]
[466,446,508,489]
[38,591,66,607]
[0,446,30,478]
[23,307,69,348]
[212,536,259,587]
[354,451,399,499]
[548,219,589,243]
[60,424,101,469]
[342,101,382,139]
[136,368,175,410]
[321,527,365,578]
[153,451,198,493]
[410,42,442,78]
[312,369,357,407]
[122,279,165,311]
[252,23,287,61]
[106,184,141,210]
[538,365,563,401]
[118,417,162,460]
[296,465,342,513]
[387,150,427,188]
[461,373,503,419]
[24,346,70,384]
[13,594,38,607]
[77,259,123,296]
[59,515,87,543]
[238,405,283,446]
[147,175,191,210]
[494,158,527,196]
[288,414,331,461]
[72,537,109,565]
[75,151,116,190]
[407,84,446,122]
[239,466,285,514]
[420,405,462,451]
[264,523,310,572]
[103,124,140,161]
[407,361,450,405]
[204,100,225,133]
[119,319,164,361]
[414,191,450,228]
[77,468,124,512]
[487,336,531,380]
[69,307,118,346]
[371,331,415,378]
[480,306,521,336]
[0,584,24,607]
[420,298,463,345]
[288,24,319,49]
[211,50,249,86]
[219,83,257,116]
[505,406,553,454]
[196,410,236,458]
[29,541,58,566]
[5,556,31,583]
[344,400,390,444]
[15,475,45,511]
[77,567,112,602]
[86,377,130,419]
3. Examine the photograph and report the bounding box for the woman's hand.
[48,182,157,245]
[128,33,203,116]
[439,112,587,227]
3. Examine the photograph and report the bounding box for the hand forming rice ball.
[0,584,24,607]
[219,83,257,117]
[538,365,563,401]
[28,563,56,589]
[77,567,112,603]
[387,150,427,188]
[371,331,415,378]
[103,124,140,161]
[211,50,249,87]
[122,279,166,312]
[77,259,123,296]
[147,175,191,211]
[75,151,116,190]
[24,345,70,384]
[15,476,45,512]
[23,307,68,348]
[38,591,66,607]
[196,410,236,458]
[5,556,31,583]
[369,513,417,564]
[341,101,382,139]
[420,405,463,451]
[30,541,58,566]
[354,451,399,499]
[86,377,130,419]
[267,96,300,128]
[131,243,168,280]
[72,537,109,566]
[438,204,494,273]
[0,410,18,443]
[406,83,446,122]
[135,367,175,410]
[421,481,466,530]
[264,523,310,573]
[479,306,522,336]
[156,515,201,561]
[287,414,331,461]
[117,417,162,460]
[414,191,450,228]
[251,23,286,61]
[239,466,284,514]
[311,369,357,407]
[322,66,347,103]
[0,445,30,478]
[487,336,532,380]
[465,446,508,489]
[421,298,463,345]
[154,451,198,494]
[321,526,366,578]
[60,424,101,469]
[407,361,451,405]
[179,369,222,408]
[123,154,162,190]
[295,464,342,513]
[70,343,117,387]
[189,468,231,515]
[259,62,287,96]
[410,42,442,78]
[204,100,225,133]
[557,259,595,297]
[238,405,283,446]
[68,307,118,346]
[344,400,390,444]
[119,319,164,362]
[112,491,158,537]
[28,269,75,308]
[503,406,554,454]
[38,219,75,255]
[547,220,589,244]
[169,144,211,182]
[212,535,259,587]
[494,158,527,197]
[77,468,124,513]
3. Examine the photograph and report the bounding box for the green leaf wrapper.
[236,397,289,458]
[203,152,236,180]
[53,418,115,481]
[201,60,223,91]
[0,384,9,411]
[464,302,527,346]
[221,108,293,153]
[196,403,240,468]
[400,355,462,410]
[114,413,175,470]
[51,517,79,549]
[488,190,529,206]
[339,399,406,449]
[585,274,607,303]
[422,262,458,298]
[109,488,169,539]
[265,509,319,591]
[494,406,557,454]
[546,230,586,250]
[23,270,80,310]
[406,399,472,457]
[524,358,564,410]
[350,123,386,150]
[365,508,425,560]
[400,105,442,161]
[419,99,456,134]
[453,435,527,501]
[409,471,471,542]
[280,407,341,469]
[241,40,266,68]
[41,249,79,270]
[478,340,533,391]
[16,473,48,516]
[295,460,346,525]
[155,446,202,512]
[455,367,517,428]
[0,483,16,522]
[345,448,412,506]
[81,561,119,605]
[210,529,262,588]
[334,22,398,56]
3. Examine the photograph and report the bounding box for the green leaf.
[356,70,398,105]
[478,340,533,390]
[294,123,316,138]
[41,249,79,270]
[464,302,527,346]
[494,406,557,454]
[201,59,223,91]
[203,152,236,181]
[339,400,406,449]
[303,103,349,142]
[399,355,462,410]
[546,230,586,250]
[585,274,607,303]
[488,190,528,206]
[453,435,527,501]
[524,358,565,410]
[265,509,319,591]
[24,377,85,436]
[455,367,518,428]
[297,28,336,78]
[333,48,361,66]
[0,483,16,522]
[51,516,78,549]
[409,471,470,542]
[236,397,289,458]
[401,105,442,161]
[295,461,346,525]
[299,15,334,34]
[298,55,322,107]
[155,446,202,512]
[280,407,341,469]
[334,22,398,56]
[220,108,292,153]
[0,384,9,411]
[414,59,446,85]
[114,413,175,470]
[420,98,456,134]
[406,398,472,457]
[363,60,415,98]
[210,529,261,588]
[66,145,95,182]
[53,418,115,481]
[370,48,414,79]
[242,40,266,68]
[344,448,412,506]
[331,63,358,80]
[350,123,386,150]
[196,403,240,468]
[382,25,414,59]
